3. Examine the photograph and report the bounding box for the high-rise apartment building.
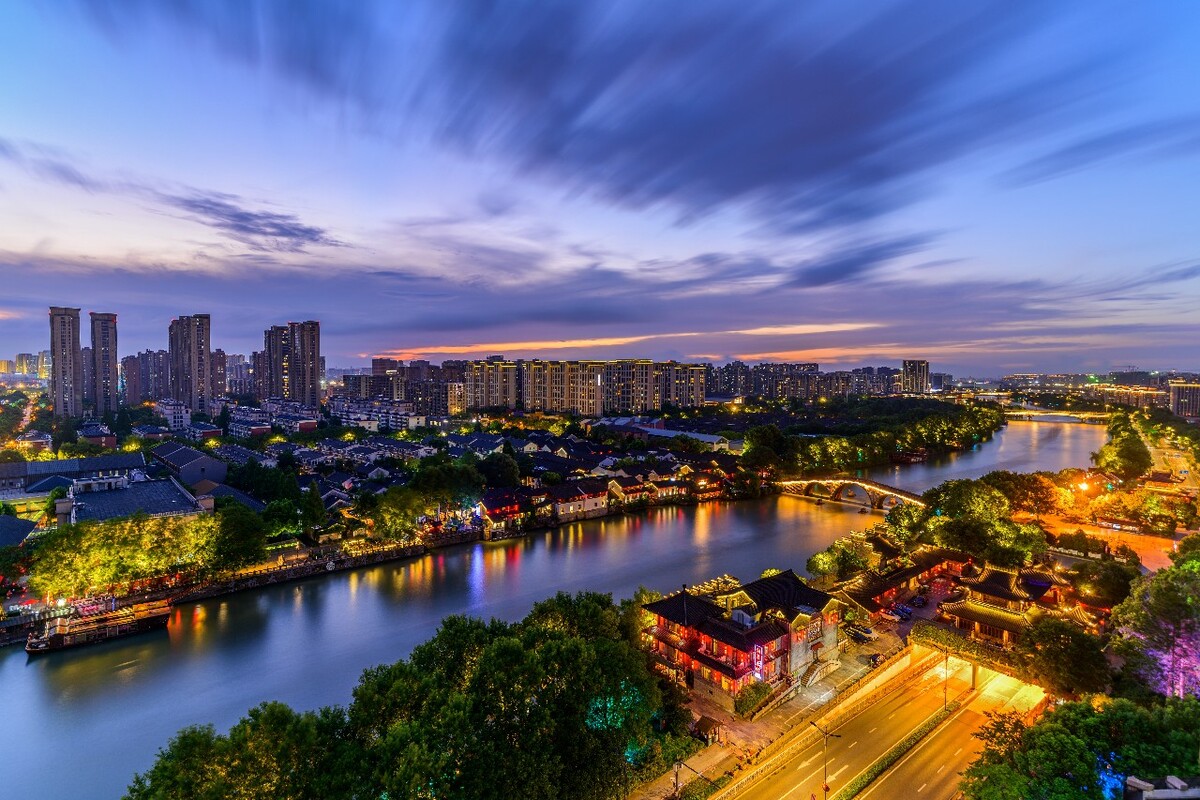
[465,360,520,410]
[90,312,120,416]
[14,353,36,375]
[168,314,213,414]
[522,360,606,416]
[372,357,401,376]
[121,355,142,405]
[81,346,95,405]
[0,360,14,374]
[49,306,83,418]
[1169,383,1200,419]
[37,350,52,379]
[211,348,228,399]
[901,360,930,394]
[261,321,321,407]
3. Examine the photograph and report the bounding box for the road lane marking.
[869,727,877,733]
[830,765,849,779]
[848,740,858,749]
[937,764,945,774]
[918,783,927,792]
[954,747,962,756]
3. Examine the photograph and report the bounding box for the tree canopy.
[126,591,693,800]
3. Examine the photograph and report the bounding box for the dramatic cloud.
[72,1,1135,235]
[1,1,1197,372]
[160,191,339,253]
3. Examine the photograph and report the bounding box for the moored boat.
[25,601,170,654]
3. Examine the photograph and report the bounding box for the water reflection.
[3,420,1106,800]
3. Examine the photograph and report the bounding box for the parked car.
[845,628,869,644]
[909,596,928,608]
[867,653,885,667]
[917,584,931,595]
[880,609,902,622]
[849,624,879,640]
[889,606,912,621]
[896,603,915,614]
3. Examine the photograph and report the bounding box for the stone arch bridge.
[776,478,927,510]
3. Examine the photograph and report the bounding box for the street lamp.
[810,721,842,800]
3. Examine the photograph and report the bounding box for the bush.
[679,773,731,800]
[734,681,773,717]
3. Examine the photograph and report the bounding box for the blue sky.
[2,0,1199,375]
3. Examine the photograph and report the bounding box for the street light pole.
[810,721,842,800]
[943,649,949,711]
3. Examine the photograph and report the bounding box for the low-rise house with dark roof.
[549,479,609,522]
[0,453,146,495]
[15,430,52,452]
[190,479,267,513]
[131,425,172,441]
[0,515,37,548]
[55,475,211,525]
[184,422,223,443]
[227,419,272,439]
[834,545,967,619]
[608,476,651,505]
[643,570,843,709]
[214,443,276,468]
[78,423,117,448]
[478,489,530,538]
[151,441,228,486]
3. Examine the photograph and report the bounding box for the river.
[3,420,1106,799]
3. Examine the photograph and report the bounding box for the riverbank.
[1,420,1109,800]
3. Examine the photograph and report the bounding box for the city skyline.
[3,2,1200,372]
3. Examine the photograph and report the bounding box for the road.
[858,675,1043,800]
[1036,514,1176,571]
[735,659,982,800]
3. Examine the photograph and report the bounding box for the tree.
[478,452,520,489]
[962,698,1200,800]
[300,486,327,529]
[209,502,267,572]
[1014,618,1109,697]
[1112,556,1200,698]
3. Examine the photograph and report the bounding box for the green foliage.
[1090,413,1152,482]
[226,460,301,504]
[1111,554,1200,698]
[909,620,1018,673]
[733,681,773,717]
[1068,558,1141,608]
[478,452,521,488]
[806,540,869,581]
[27,513,221,598]
[124,702,360,800]
[961,697,1200,800]
[129,591,681,800]
[1014,618,1109,697]
[678,774,731,800]
[209,501,268,572]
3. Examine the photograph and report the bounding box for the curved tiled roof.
[940,599,1043,634]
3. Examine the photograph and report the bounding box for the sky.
[2,0,1200,376]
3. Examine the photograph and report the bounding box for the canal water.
[3,421,1105,799]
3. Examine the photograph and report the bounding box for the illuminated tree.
[1112,555,1200,698]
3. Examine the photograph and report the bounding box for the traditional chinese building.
[643,570,842,710]
[939,563,1087,645]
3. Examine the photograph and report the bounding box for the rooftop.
[71,479,204,522]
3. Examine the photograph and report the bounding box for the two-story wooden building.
[643,570,842,710]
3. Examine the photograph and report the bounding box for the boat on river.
[25,601,170,654]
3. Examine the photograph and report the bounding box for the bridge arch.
[777,478,926,510]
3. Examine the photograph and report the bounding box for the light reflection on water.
[2,421,1104,800]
